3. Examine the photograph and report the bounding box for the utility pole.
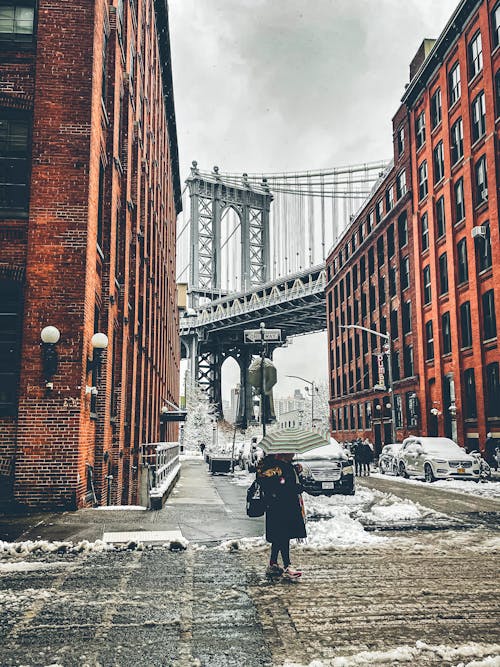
[260,321,266,437]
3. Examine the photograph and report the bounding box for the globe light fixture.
[87,332,109,375]
[40,326,61,389]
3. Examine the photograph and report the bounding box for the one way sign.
[244,328,282,343]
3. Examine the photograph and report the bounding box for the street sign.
[244,328,282,343]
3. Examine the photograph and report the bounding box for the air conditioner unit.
[481,188,488,200]
[471,226,486,239]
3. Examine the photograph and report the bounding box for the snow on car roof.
[297,438,348,461]
[413,437,464,454]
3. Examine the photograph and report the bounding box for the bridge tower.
[184,162,274,420]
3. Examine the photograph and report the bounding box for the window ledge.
[0,209,29,220]
[475,199,488,213]
[418,193,429,206]
[442,352,453,360]
[460,346,473,355]
[471,135,486,152]
[451,157,464,173]
[468,69,483,89]
[448,98,461,116]
[433,177,445,192]
[478,267,493,279]
[431,120,442,136]
[454,218,466,231]
[436,234,446,245]
[457,280,469,290]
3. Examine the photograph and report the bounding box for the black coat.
[257,456,307,543]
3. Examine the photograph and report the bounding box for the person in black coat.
[352,441,362,476]
[361,440,374,476]
[484,433,498,471]
[256,453,306,579]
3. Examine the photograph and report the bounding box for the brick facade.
[0,0,181,509]
[326,0,500,453]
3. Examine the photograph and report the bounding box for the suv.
[296,440,355,496]
[397,437,480,482]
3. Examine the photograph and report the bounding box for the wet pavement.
[1,459,500,666]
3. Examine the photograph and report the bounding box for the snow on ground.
[0,539,119,558]
[282,641,500,666]
[95,505,147,511]
[229,469,255,487]
[372,472,500,501]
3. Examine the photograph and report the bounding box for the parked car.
[296,439,355,496]
[378,443,403,475]
[397,437,480,482]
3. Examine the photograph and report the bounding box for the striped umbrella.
[259,428,330,455]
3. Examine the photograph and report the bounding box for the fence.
[140,441,180,509]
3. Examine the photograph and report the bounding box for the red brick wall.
[0,0,181,509]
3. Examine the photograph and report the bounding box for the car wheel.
[380,464,385,475]
[399,461,408,478]
[424,463,436,483]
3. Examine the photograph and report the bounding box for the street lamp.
[339,324,396,444]
[286,374,318,428]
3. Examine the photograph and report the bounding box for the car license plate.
[322,482,335,489]
[457,467,465,473]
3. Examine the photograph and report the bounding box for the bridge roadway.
[179,263,327,350]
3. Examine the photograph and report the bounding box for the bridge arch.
[220,204,243,294]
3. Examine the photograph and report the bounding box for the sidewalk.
[0,459,263,545]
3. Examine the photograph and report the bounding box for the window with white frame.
[448,62,461,106]
[468,31,483,80]
[450,117,463,164]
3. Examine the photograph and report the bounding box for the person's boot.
[265,563,283,578]
[283,565,302,580]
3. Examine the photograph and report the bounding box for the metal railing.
[141,441,180,502]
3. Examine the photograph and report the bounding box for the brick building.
[326,0,500,453]
[0,0,182,509]
[326,105,420,453]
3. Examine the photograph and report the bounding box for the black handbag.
[246,479,265,517]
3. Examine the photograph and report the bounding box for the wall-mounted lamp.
[41,326,61,389]
[86,332,109,376]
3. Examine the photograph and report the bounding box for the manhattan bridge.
[177,159,390,424]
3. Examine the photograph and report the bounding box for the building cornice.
[153,0,182,215]
[401,0,482,108]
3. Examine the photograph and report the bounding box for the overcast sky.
[169,0,459,402]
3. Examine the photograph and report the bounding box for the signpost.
[244,328,282,344]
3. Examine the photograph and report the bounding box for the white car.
[397,437,480,482]
[378,443,403,475]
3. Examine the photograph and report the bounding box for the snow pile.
[305,510,387,547]
[229,469,254,487]
[372,473,500,501]
[179,452,204,461]
[304,485,437,525]
[217,536,267,552]
[282,641,500,666]
[0,539,115,557]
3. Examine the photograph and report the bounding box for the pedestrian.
[256,452,306,580]
[199,442,206,456]
[352,440,362,476]
[362,440,374,476]
[483,433,498,471]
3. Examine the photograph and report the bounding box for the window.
[402,300,412,334]
[360,256,366,283]
[418,161,428,200]
[390,310,398,339]
[0,2,35,44]
[403,345,414,377]
[425,320,434,360]
[101,29,108,103]
[366,211,373,233]
[493,3,500,49]
[369,283,376,311]
[468,31,483,80]
[460,301,473,348]
[376,199,383,223]
[352,265,358,290]
[423,266,431,304]
[450,117,464,164]
[389,267,396,297]
[454,178,465,222]
[449,62,461,106]
[365,402,372,428]
[396,169,406,199]
[476,221,492,272]
[97,162,105,253]
[392,351,400,381]
[379,277,386,305]
[400,256,410,291]
[421,212,429,251]
[431,88,442,128]
[442,312,452,354]
[482,290,497,340]
[433,141,445,183]
[0,281,23,416]
[361,291,367,318]
[471,91,486,142]
[377,236,384,267]
[346,273,351,297]
[435,196,446,239]
[0,111,30,213]
[397,126,405,154]
[357,402,363,428]
[368,247,374,274]
[463,368,477,419]
[387,224,395,258]
[485,362,500,417]
[439,253,448,295]
[398,212,408,248]
[385,186,394,212]
[457,238,469,283]
[475,155,488,205]
[496,70,500,118]
[415,111,426,149]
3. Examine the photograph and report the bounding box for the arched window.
[0,280,23,416]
